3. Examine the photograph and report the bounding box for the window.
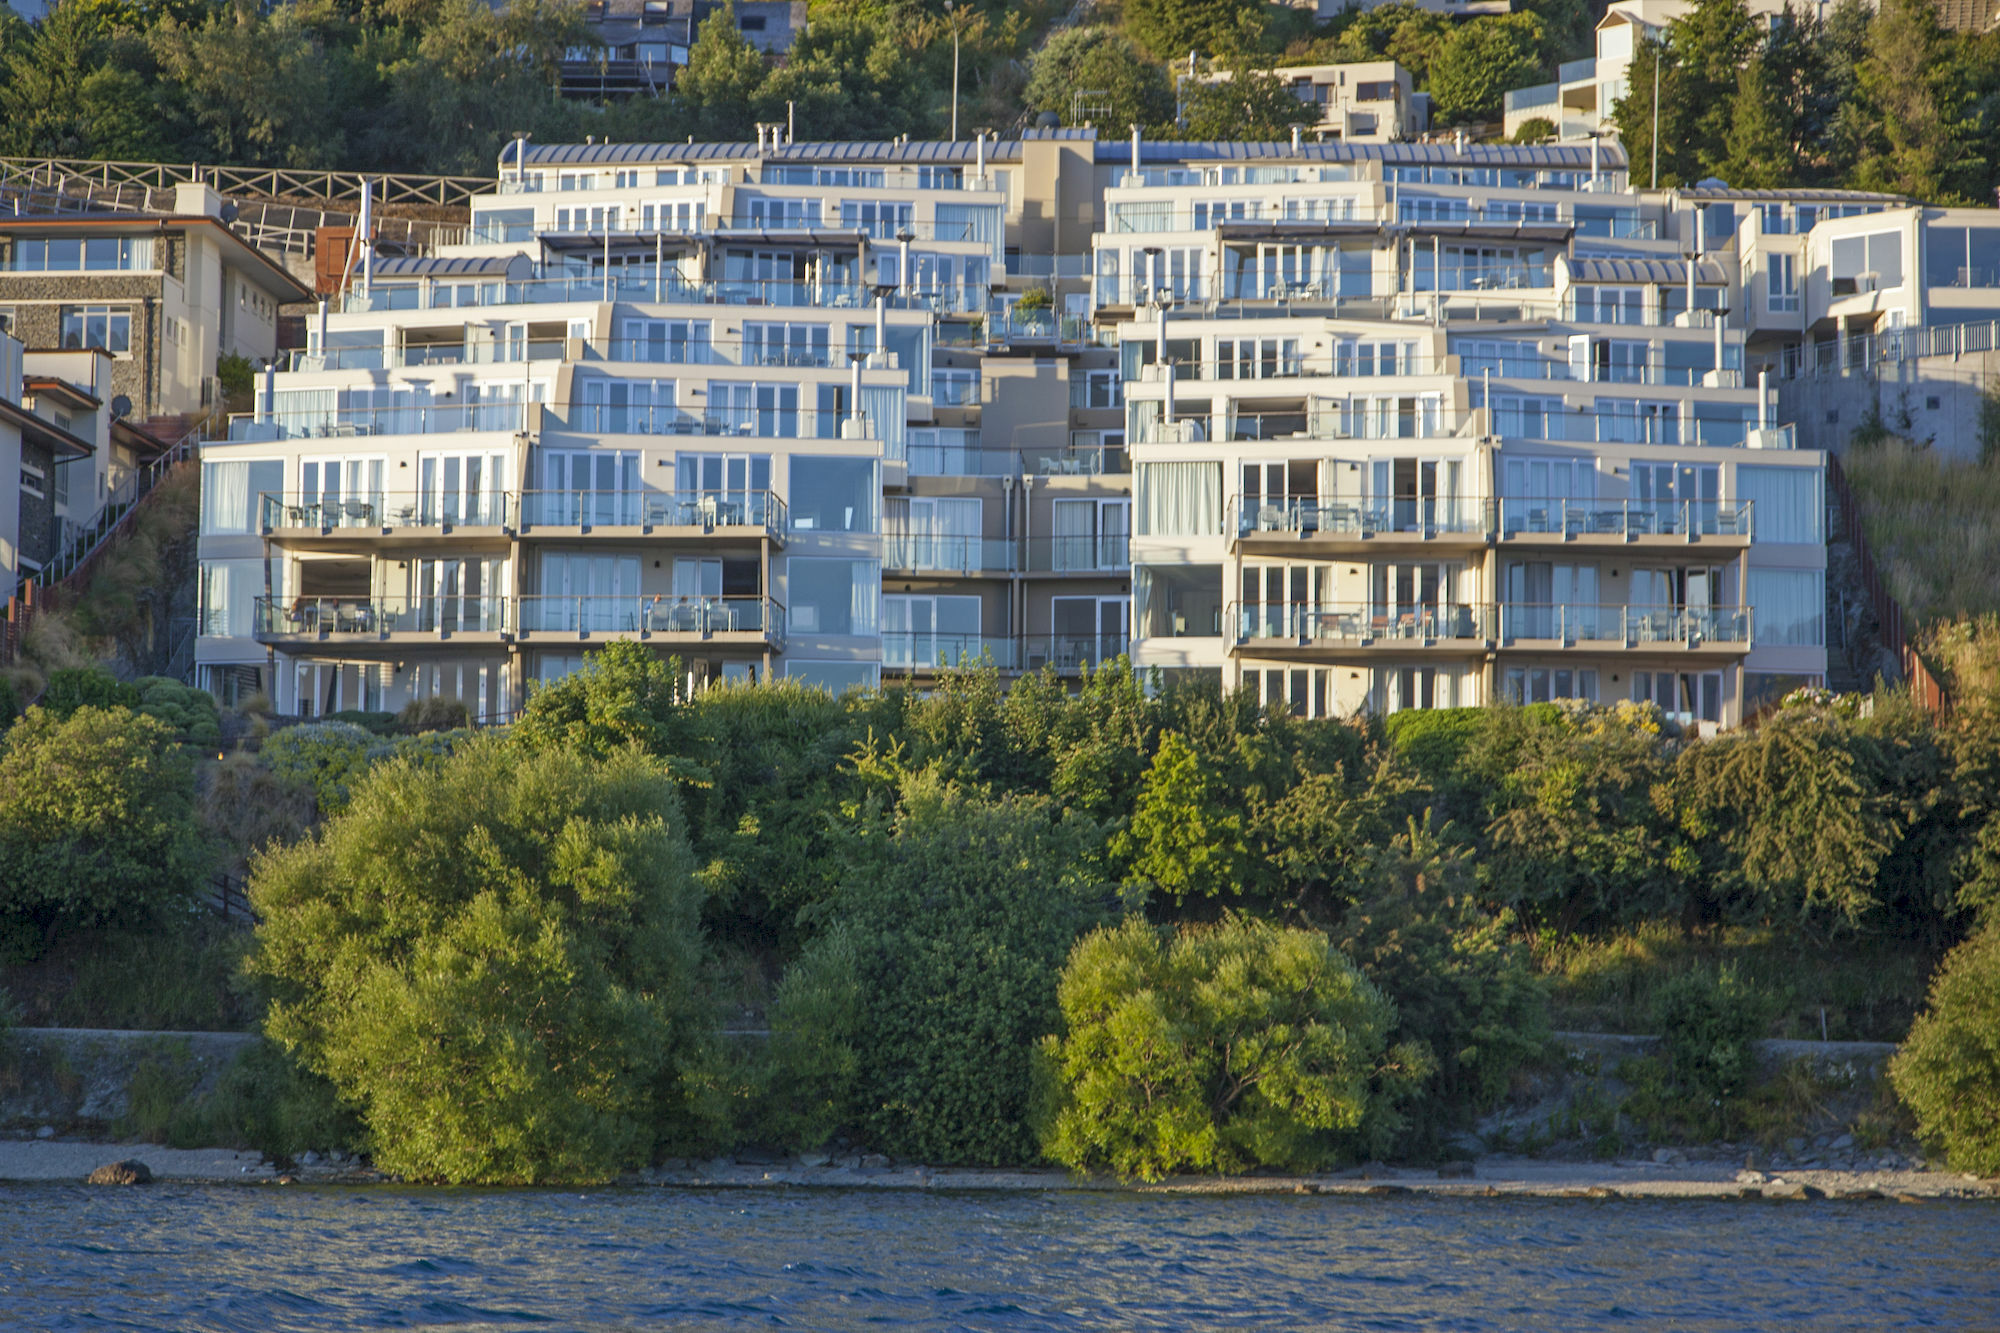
[557,172,597,191]
[1749,568,1825,646]
[1503,666,1599,704]
[52,458,69,508]
[7,236,153,271]
[0,307,14,335]
[1767,253,1799,312]
[676,451,773,503]
[59,305,130,353]
[790,456,878,533]
[884,594,983,668]
[742,322,828,368]
[1051,498,1130,571]
[19,461,45,499]
[1135,564,1223,637]
[1830,232,1903,293]
[709,381,799,436]
[532,450,639,525]
[1080,369,1123,408]
[201,459,284,534]
[739,14,766,30]
[1737,465,1822,544]
[199,558,280,637]
[785,661,879,693]
[1633,670,1724,724]
[787,557,880,636]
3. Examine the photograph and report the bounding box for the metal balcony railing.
[259,491,511,532]
[254,595,508,637]
[1496,497,1753,539]
[227,403,527,441]
[517,488,786,534]
[517,594,782,640]
[1231,602,1498,644]
[882,534,1018,573]
[1022,534,1130,573]
[1499,603,1752,646]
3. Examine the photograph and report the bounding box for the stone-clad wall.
[17,436,54,567]
[0,274,161,419]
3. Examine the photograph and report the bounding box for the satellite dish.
[111,394,132,420]
[220,201,240,224]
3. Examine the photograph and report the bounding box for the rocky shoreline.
[0,1137,1991,1201]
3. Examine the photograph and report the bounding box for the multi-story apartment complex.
[195,132,1849,729]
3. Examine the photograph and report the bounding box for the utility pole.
[945,0,961,141]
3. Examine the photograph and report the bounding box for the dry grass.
[1844,443,2000,627]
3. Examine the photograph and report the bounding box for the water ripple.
[0,1185,1995,1330]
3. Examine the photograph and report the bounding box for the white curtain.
[1052,500,1095,571]
[1737,465,1824,544]
[849,559,881,635]
[861,385,905,460]
[1750,569,1825,645]
[1136,462,1220,536]
[201,462,250,534]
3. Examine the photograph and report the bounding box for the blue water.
[1,1185,1994,1330]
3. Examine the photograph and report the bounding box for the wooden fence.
[0,156,493,209]
[1826,451,1950,714]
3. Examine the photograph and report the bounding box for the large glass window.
[60,305,131,353]
[201,459,283,533]
[8,236,153,271]
[1135,564,1223,637]
[1749,568,1825,646]
[787,557,880,636]
[199,558,280,636]
[1737,465,1823,544]
[789,456,878,532]
[1830,232,1903,291]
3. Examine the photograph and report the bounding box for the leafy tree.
[1122,0,1264,64]
[763,9,937,141]
[1335,821,1551,1153]
[260,720,380,814]
[764,776,1107,1163]
[1182,69,1309,140]
[1714,58,1796,187]
[1021,26,1174,131]
[1852,0,1984,202]
[1427,13,1546,125]
[0,0,110,156]
[250,736,714,1184]
[513,641,688,761]
[1040,914,1406,1180]
[1890,925,2000,1175]
[1315,3,1453,80]
[675,0,769,140]
[0,706,208,955]
[1118,730,1253,902]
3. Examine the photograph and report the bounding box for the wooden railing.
[1826,451,1949,714]
[0,156,492,208]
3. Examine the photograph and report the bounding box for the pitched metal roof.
[1676,185,1907,204]
[1566,257,1726,285]
[520,136,1629,170]
[371,255,529,279]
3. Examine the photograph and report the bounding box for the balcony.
[253,596,509,644]
[1496,498,1752,546]
[882,534,1018,574]
[259,491,513,538]
[1498,603,1752,652]
[227,403,527,442]
[1022,534,1129,574]
[1229,602,1497,657]
[1232,495,1489,553]
[517,489,786,539]
[879,633,1127,674]
[516,594,783,647]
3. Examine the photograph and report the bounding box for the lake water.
[3,1185,1995,1330]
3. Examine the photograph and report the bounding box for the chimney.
[1291,124,1301,152]
[172,182,224,219]
[1131,125,1141,175]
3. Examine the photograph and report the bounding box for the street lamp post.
[944,1,961,142]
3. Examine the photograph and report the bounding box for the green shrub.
[0,706,208,956]
[326,709,398,736]
[260,720,378,813]
[40,667,139,719]
[0,676,19,730]
[1041,915,1405,1181]
[1890,926,2000,1174]
[1654,966,1767,1107]
[514,641,686,758]
[133,676,222,747]
[249,735,713,1184]
[396,695,472,733]
[765,775,1106,1164]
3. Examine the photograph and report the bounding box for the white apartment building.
[1202,63,1432,145]
[1102,139,1826,728]
[194,132,1839,729]
[193,137,1129,714]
